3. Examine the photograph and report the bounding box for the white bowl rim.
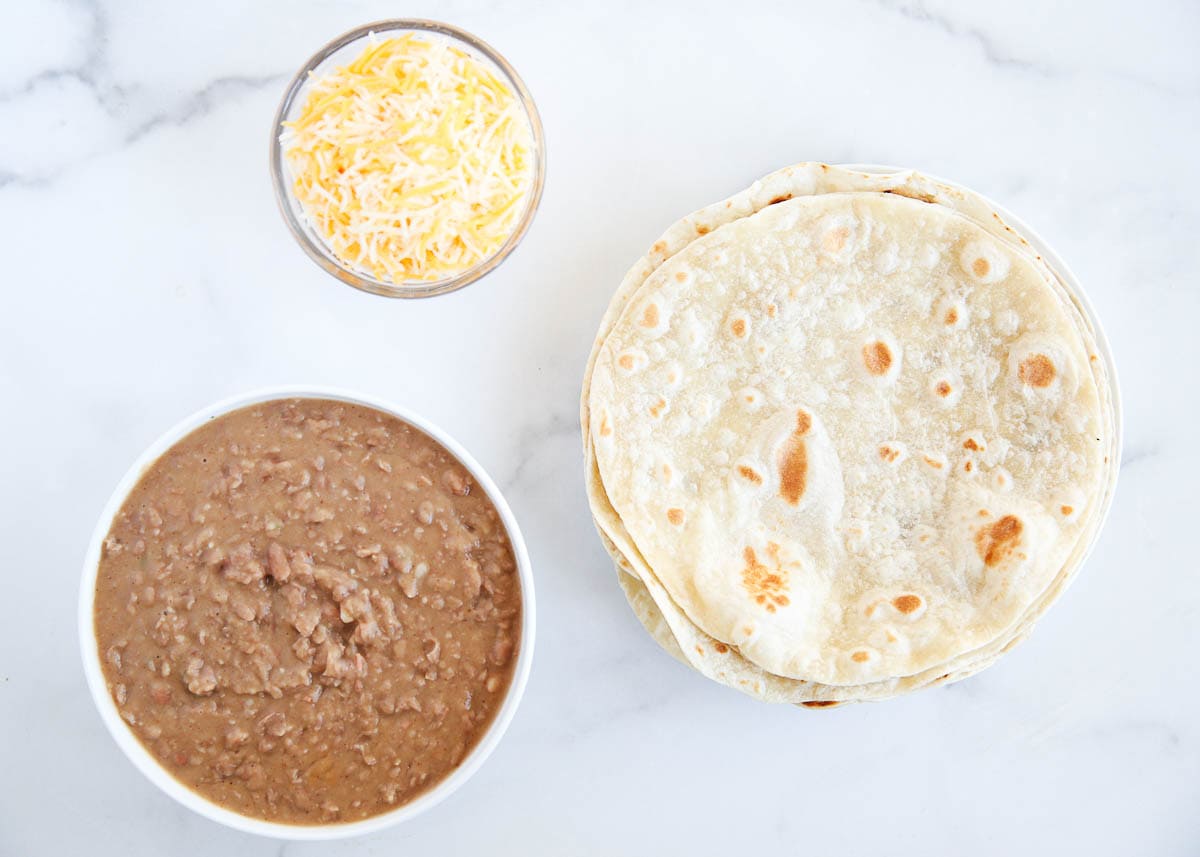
[78,385,536,840]
[839,163,1124,571]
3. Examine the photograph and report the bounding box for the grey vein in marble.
[0,71,285,190]
[867,0,1200,99]
[0,0,286,189]
[1121,441,1161,470]
[500,410,581,495]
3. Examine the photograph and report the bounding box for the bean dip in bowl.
[79,388,534,839]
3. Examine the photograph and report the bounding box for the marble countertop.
[2,0,1196,854]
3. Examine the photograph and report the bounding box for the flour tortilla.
[605,514,1047,705]
[583,164,1114,694]
[595,461,1042,705]
[616,565,1032,708]
[591,381,1110,703]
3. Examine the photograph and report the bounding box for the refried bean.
[93,399,521,824]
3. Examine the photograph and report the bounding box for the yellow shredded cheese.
[282,33,534,283]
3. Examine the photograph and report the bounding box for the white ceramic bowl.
[78,386,536,840]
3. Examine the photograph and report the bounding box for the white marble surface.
[2,0,1197,853]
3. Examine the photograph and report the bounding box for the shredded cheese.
[281,33,534,283]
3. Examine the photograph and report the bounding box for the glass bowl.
[269,20,546,299]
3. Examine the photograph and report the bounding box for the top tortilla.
[586,173,1109,686]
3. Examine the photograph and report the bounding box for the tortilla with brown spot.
[862,341,892,376]
[583,163,1114,695]
[1019,353,1056,387]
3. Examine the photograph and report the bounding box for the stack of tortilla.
[582,164,1117,706]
